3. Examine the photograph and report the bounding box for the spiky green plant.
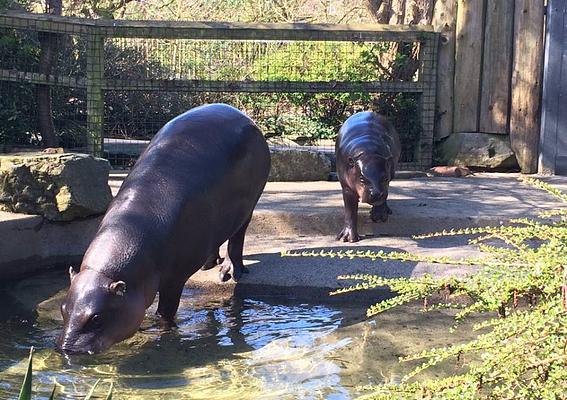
[17,347,113,400]
[283,177,567,399]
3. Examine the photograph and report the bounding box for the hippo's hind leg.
[370,202,392,223]
[337,188,360,242]
[201,248,224,271]
[219,215,252,283]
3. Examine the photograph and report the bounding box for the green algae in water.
[0,270,485,399]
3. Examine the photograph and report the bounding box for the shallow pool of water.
[0,269,483,399]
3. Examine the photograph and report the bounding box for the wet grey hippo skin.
[335,111,401,242]
[58,103,271,354]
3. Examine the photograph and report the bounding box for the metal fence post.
[86,28,104,157]
[418,33,439,169]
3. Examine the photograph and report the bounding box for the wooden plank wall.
[510,0,545,173]
[436,0,545,173]
[479,0,514,134]
[452,0,485,133]
[539,0,567,175]
[431,0,457,140]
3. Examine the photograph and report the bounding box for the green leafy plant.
[283,177,567,399]
[257,113,335,142]
[17,347,113,400]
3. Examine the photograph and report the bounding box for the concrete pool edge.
[0,212,100,280]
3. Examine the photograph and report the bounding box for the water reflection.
[0,271,352,399]
[0,269,483,399]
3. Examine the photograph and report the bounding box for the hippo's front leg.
[336,188,360,242]
[156,281,185,329]
[370,202,392,223]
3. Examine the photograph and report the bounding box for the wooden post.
[453,0,485,133]
[479,0,514,134]
[510,0,545,173]
[432,0,457,140]
[86,32,104,157]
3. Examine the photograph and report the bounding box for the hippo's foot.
[157,315,178,331]
[219,260,248,283]
[201,255,225,271]
[370,203,392,223]
[336,226,360,242]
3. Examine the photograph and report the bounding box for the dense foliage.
[284,177,567,399]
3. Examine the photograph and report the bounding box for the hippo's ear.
[69,266,78,283]
[109,281,127,297]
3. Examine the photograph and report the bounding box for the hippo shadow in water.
[108,295,254,380]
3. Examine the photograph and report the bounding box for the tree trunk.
[37,0,62,148]
[366,0,436,81]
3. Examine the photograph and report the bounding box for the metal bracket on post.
[86,29,104,158]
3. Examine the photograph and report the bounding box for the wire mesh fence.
[0,12,438,171]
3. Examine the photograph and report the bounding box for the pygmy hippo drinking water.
[335,111,400,242]
[58,104,270,354]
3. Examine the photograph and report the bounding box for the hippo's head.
[58,267,146,354]
[349,153,393,205]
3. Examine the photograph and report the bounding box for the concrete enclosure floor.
[2,173,566,288]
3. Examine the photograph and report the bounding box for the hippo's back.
[138,103,267,183]
[96,104,270,266]
[119,104,269,204]
[336,111,401,162]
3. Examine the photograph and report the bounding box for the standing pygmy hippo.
[58,104,270,354]
[335,111,401,242]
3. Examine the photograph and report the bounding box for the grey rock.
[439,132,519,169]
[0,153,112,221]
[269,148,332,181]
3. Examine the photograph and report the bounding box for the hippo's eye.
[85,314,103,331]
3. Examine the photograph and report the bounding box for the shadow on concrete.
[236,245,418,306]
[413,234,475,250]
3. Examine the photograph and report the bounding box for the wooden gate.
[540,0,567,175]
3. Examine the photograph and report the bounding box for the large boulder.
[439,132,519,169]
[0,152,112,221]
[269,148,332,181]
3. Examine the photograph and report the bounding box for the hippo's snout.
[58,341,99,355]
[368,189,386,204]
[58,345,96,355]
[57,331,104,355]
